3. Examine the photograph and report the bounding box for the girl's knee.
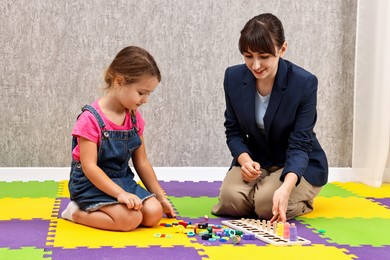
[115,211,143,231]
[141,198,163,227]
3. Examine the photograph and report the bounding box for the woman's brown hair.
[239,13,285,56]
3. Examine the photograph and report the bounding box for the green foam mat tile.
[318,183,362,198]
[0,181,59,198]
[167,196,219,218]
[298,217,390,247]
[0,247,50,260]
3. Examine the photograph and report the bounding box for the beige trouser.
[212,166,322,220]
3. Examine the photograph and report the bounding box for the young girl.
[61,46,175,231]
[212,13,328,222]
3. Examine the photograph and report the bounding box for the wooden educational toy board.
[221,219,311,246]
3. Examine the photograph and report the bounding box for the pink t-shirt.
[71,100,145,161]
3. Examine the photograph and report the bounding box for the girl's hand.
[158,197,176,218]
[117,192,143,211]
[240,161,261,182]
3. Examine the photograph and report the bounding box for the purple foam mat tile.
[176,217,317,246]
[176,216,235,226]
[50,246,203,260]
[192,232,268,246]
[167,216,266,246]
[367,198,390,209]
[289,220,331,245]
[58,198,71,216]
[343,245,390,260]
[159,181,222,197]
[0,219,51,249]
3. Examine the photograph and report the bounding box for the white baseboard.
[0,167,356,182]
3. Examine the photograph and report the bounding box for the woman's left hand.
[270,186,290,223]
[159,197,176,218]
[270,172,298,223]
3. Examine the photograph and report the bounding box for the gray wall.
[0,0,356,167]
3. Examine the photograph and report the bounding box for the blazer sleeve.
[223,68,251,165]
[280,75,318,185]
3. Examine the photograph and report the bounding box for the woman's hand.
[240,161,261,182]
[237,153,261,182]
[270,172,298,223]
[158,197,176,218]
[270,186,290,222]
[117,192,143,211]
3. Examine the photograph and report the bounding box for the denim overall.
[68,105,153,212]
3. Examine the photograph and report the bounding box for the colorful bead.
[290,223,297,241]
[201,234,212,240]
[231,235,241,244]
[283,223,290,240]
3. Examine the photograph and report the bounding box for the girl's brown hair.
[104,46,161,89]
[239,13,285,56]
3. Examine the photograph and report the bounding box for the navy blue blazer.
[224,58,328,187]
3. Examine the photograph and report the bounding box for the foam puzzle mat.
[1,180,390,259]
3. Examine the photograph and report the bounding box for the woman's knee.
[219,184,235,202]
[286,201,313,219]
[141,197,163,227]
[253,192,273,220]
[254,206,273,220]
[216,187,254,216]
[219,185,246,207]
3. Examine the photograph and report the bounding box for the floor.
[1,180,390,259]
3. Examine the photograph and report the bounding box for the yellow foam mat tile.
[137,181,146,189]
[58,180,70,198]
[195,244,357,260]
[333,182,390,198]
[51,218,197,248]
[304,197,390,219]
[0,198,56,220]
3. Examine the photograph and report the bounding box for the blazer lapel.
[241,69,256,131]
[264,58,287,139]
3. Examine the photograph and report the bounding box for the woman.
[212,13,328,222]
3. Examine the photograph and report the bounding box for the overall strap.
[71,105,106,152]
[131,112,139,133]
[81,105,106,130]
